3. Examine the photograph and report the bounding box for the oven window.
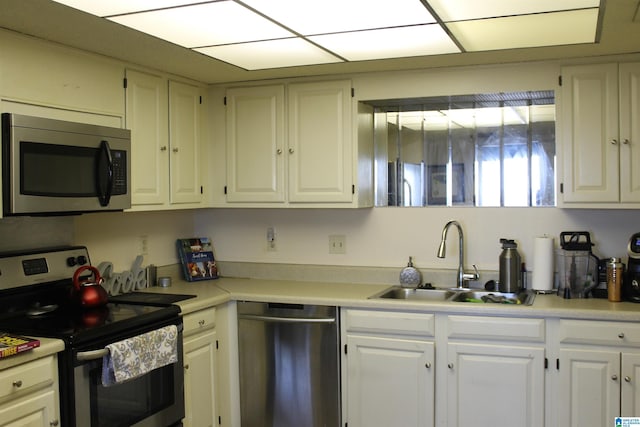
[90,364,176,427]
[20,141,97,197]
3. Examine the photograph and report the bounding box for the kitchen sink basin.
[370,286,535,306]
[450,290,536,306]
[370,287,456,301]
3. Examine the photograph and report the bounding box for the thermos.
[499,238,522,293]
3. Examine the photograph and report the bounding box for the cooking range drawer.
[0,356,55,399]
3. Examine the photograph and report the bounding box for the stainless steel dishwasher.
[237,301,340,427]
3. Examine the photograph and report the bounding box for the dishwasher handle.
[238,314,336,324]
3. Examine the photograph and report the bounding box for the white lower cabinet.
[555,319,640,426]
[445,315,546,427]
[183,307,218,427]
[342,308,435,427]
[0,355,60,427]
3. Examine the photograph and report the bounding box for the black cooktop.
[0,302,180,346]
[109,291,196,305]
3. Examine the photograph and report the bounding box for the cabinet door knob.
[50,421,59,426]
[276,149,282,154]
[160,146,168,151]
[185,364,190,370]
[448,363,454,369]
[623,139,630,145]
[289,148,294,154]
[425,362,431,369]
[619,332,625,339]
[625,376,632,383]
[199,320,205,326]
[612,374,618,381]
[611,139,619,145]
[12,380,22,388]
[173,147,179,153]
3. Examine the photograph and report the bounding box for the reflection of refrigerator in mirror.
[402,162,424,206]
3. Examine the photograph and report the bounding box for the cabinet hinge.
[352,184,355,194]
[223,96,227,106]
[224,185,227,195]
[123,78,127,89]
[558,75,563,86]
[556,358,560,370]
[351,88,355,98]
[344,344,348,355]
[560,183,564,194]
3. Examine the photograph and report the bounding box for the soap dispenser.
[400,256,422,288]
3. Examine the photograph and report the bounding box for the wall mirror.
[369,91,556,207]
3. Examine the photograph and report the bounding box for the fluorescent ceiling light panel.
[242,0,436,34]
[195,38,342,70]
[50,0,604,70]
[108,1,294,47]
[448,9,599,51]
[52,0,199,17]
[309,25,460,61]
[428,0,601,22]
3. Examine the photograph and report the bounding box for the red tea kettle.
[72,265,108,308]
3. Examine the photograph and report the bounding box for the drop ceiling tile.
[53,0,199,17]
[308,24,460,61]
[428,0,601,22]
[108,1,293,48]
[448,9,599,51]
[242,0,436,34]
[195,38,343,70]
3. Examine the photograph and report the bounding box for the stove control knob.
[77,256,88,266]
[66,257,77,267]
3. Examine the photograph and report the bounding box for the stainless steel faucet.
[437,220,479,289]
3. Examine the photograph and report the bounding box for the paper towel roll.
[532,236,554,292]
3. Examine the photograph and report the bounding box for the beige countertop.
[0,337,65,371]
[143,266,640,322]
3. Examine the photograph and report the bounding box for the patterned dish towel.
[102,324,178,386]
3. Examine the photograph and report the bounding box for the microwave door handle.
[96,140,114,206]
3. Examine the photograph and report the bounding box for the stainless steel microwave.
[1,113,131,215]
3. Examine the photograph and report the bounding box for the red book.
[0,333,40,359]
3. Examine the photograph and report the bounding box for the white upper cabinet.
[224,80,373,208]
[125,69,169,206]
[125,69,204,210]
[287,80,353,203]
[225,85,285,202]
[169,80,203,205]
[560,62,640,206]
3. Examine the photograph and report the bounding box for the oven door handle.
[76,348,109,361]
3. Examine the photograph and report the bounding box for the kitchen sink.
[370,286,535,306]
[450,290,536,306]
[370,287,456,301]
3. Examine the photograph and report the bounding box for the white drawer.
[0,356,55,400]
[447,315,545,343]
[559,319,640,347]
[183,307,216,336]
[344,309,435,338]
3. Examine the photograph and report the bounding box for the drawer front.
[559,319,640,346]
[0,356,55,400]
[447,315,545,342]
[344,309,435,338]
[183,307,216,336]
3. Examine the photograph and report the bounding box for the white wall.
[193,207,639,274]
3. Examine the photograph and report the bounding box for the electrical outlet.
[138,235,148,256]
[329,235,346,254]
[267,227,276,251]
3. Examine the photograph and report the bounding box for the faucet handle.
[463,264,480,282]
